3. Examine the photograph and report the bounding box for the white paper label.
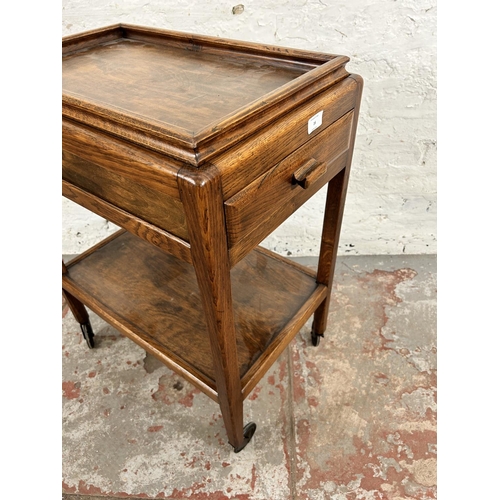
[308,110,323,134]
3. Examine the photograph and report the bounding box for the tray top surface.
[62,25,349,166]
[63,38,305,134]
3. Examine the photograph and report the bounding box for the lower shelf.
[63,231,325,400]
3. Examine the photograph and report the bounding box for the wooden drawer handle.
[292,159,327,189]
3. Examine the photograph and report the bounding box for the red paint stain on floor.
[250,463,257,490]
[62,381,80,399]
[147,425,164,433]
[307,396,319,407]
[390,429,437,460]
[178,388,200,407]
[294,412,436,498]
[77,481,106,495]
[63,481,181,499]
[169,480,252,500]
[62,480,76,493]
[360,269,417,308]
[249,385,262,401]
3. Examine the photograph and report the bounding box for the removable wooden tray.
[62,24,350,166]
[63,231,327,401]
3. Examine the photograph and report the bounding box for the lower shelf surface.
[64,232,317,390]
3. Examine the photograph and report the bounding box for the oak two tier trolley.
[62,24,363,452]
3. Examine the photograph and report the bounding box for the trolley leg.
[179,167,256,452]
[311,169,349,346]
[62,289,95,349]
[312,76,364,347]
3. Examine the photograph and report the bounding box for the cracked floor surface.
[62,254,436,500]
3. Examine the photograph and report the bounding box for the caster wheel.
[311,330,324,346]
[233,422,257,453]
[80,321,95,349]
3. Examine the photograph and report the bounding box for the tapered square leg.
[312,168,349,344]
[178,166,255,452]
[63,261,94,348]
[312,75,363,345]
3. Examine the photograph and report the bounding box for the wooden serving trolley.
[62,24,363,452]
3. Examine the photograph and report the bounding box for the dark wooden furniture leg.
[178,167,256,453]
[63,262,95,348]
[312,75,364,346]
[311,168,349,346]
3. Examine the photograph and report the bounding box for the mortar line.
[286,343,299,500]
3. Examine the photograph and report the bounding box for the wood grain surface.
[62,24,350,166]
[63,150,189,241]
[62,181,192,263]
[177,165,246,448]
[63,231,318,384]
[63,118,182,199]
[225,111,353,264]
[214,77,358,198]
[63,39,304,133]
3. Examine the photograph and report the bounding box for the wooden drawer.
[225,110,354,265]
[216,76,358,199]
[62,150,189,241]
[62,119,189,242]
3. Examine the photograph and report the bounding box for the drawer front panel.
[216,76,359,200]
[63,150,190,241]
[63,118,182,199]
[225,110,353,263]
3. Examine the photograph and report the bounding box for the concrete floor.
[62,254,436,500]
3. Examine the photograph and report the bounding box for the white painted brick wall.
[62,0,436,256]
